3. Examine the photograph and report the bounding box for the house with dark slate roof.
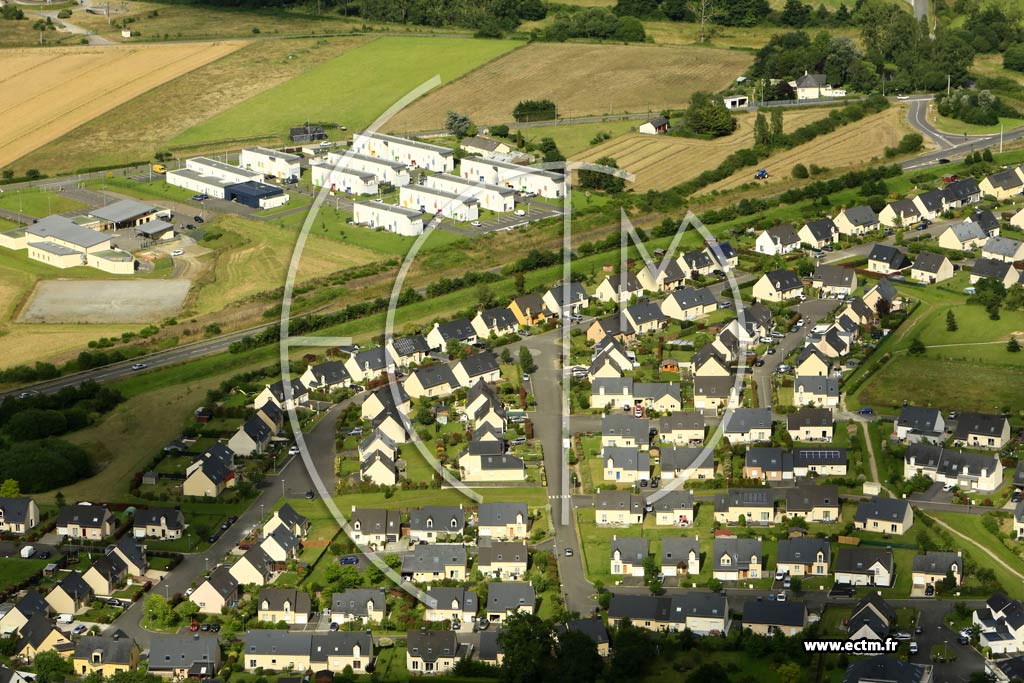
[895,406,945,443]
[910,251,954,284]
[776,537,830,577]
[752,269,803,303]
[867,244,912,274]
[425,318,477,351]
[834,205,879,236]
[953,412,1011,449]
[835,547,894,586]
[799,217,840,247]
[904,442,1003,491]
[854,497,913,535]
[742,599,808,636]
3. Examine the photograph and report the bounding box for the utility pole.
[1000,123,1004,154]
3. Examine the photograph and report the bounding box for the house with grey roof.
[661,537,700,577]
[911,550,962,588]
[983,235,1024,263]
[911,251,954,284]
[776,537,830,577]
[607,592,729,634]
[714,489,776,525]
[133,507,184,540]
[939,220,988,251]
[610,536,649,577]
[406,628,459,674]
[854,497,913,535]
[453,351,500,388]
[349,507,401,549]
[953,412,1011,449]
[477,502,528,539]
[784,484,840,522]
[835,547,894,586]
[867,244,912,274]
[594,490,644,526]
[471,306,519,339]
[787,407,834,443]
[755,223,801,256]
[485,582,535,624]
[257,588,311,625]
[752,269,803,303]
[895,406,945,443]
[812,265,857,296]
[404,363,458,399]
[424,587,478,624]
[834,205,879,236]
[742,599,808,636]
[712,537,763,581]
[0,497,39,535]
[971,257,1021,287]
[329,588,385,624]
[148,634,221,679]
[799,217,840,246]
[409,505,464,543]
[904,442,1003,492]
[794,375,840,408]
[72,631,140,676]
[842,656,927,683]
[659,447,714,481]
[401,544,467,582]
[743,447,792,482]
[602,446,650,483]
[651,490,694,527]
[792,446,847,477]
[722,408,773,443]
[879,198,921,228]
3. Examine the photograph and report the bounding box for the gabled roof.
[426,587,477,614]
[905,443,998,480]
[510,293,546,316]
[984,168,1024,190]
[854,497,910,523]
[330,588,384,616]
[113,535,146,570]
[742,599,807,627]
[545,281,588,308]
[984,235,1024,258]
[389,334,430,358]
[665,286,717,311]
[480,453,525,471]
[839,205,878,226]
[456,351,499,379]
[601,271,643,294]
[406,629,457,663]
[660,447,713,472]
[259,587,311,614]
[0,498,34,526]
[201,566,238,600]
[836,546,894,574]
[410,363,457,390]
[970,209,1000,233]
[868,244,911,270]
[73,633,137,665]
[57,504,111,529]
[476,307,518,330]
[787,407,833,429]
[651,490,694,513]
[148,634,220,672]
[641,259,685,284]
[661,537,699,566]
[681,247,715,270]
[813,265,855,288]
[564,618,609,646]
[659,412,705,433]
[435,318,475,342]
[792,447,846,467]
[885,199,920,221]
[409,506,464,533]
[402,544,467,573]
[723,408,772,434]
[350,508,401,536]
[842,656,926,683]
[478,502,527,527]
[603,447,650,473]
[712,537,762,570]
[896,405,941,433]
[693,375,735,398]
[17,611,61,651]
[947,220,986,243]
[776,537,830,565]
[911,551,960,575]
[611,536,648,564]
[972,257,1016,281]
[744,447,789,472]
[53,570,92,600]
[795,346,830,369]
[602,414,649,440]
[912,251,949,273]
[803,217,838,241]
[594,490,643,515]
[624,301,666,327]
[274,503,308,531]
[478,541,528,567]
[852,592,896,623]
[715,488,774,510]
[764,223,800,246]
[915,188,951,213]
[953,412,1008,440]
[785,484,839,512]
[487,582,535,613]
[761,269,802,292]
[795,72,827,87]
[794,375,839,397]
[945,177,980,201]
[351,347,388,371]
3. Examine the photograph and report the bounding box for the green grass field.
[173,37,520,147]
[0,188,88,218]
[930,111,1024,136]
[516,119,640,157]
[0,557,49,591]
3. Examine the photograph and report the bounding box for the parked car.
[347,427,363,436]
[775,569,786,581]
[288,445,300,456]
[857,407,875,415]
[193,216,205,223]
[339,555,359,565]
[131,363,147,371]
[517,329,531,337]
[1011,490,1022,503]
[305,490,315,500]
[892,632,912,641]
[753,358,765,367]
[513,209,526,216]
[73,625,88,635]
[909,642,918,655]
[564,548,573,557]
[171,249,184,256]
[470,221,481,227]
[522,374,530,383]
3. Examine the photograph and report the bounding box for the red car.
[190,621,200,632]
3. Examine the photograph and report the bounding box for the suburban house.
[147,634,221,679]
[793,376,841,408]
[651,491,694,527]
[477,502,528,540]
[349,507,401,550]
[559,619,610,657]
[470,307,519,339]
[798,218,839,247]
[974,593,1024,654]
[602,414,650,449]
[971,257,1021,287]
[911,550,962,590]
[508,293,551,327]
[752,269,803,303]
[659,413,706,445]
[776,538,830,577]
[623,301,668,335]
[254,378,308,413]
[938,221,988,251]
[661,537,700,578]
[409,506,464,544]
[792,447,847,477]
[182,444,236,498]
[460,443,526,483]
[401,545,467,582]
[45,571,93,615]
[229,546,275,586]
[848,593,895,642]
[16,612,72,662]
[329,588,386,625]
[257,588,311,625]
[242,630,372,673]
[485,582,535,624]
[637,260,687,292]
[478,541,529,580]
[384,335,431,368]
[712,537,763,581]
[953,412,1011,449]
[755,224,801,255]
[189,566,238,615]
[71,632,140,677]
[787,408,834,442]
[854,497,914,534]
[424,587,477,624]
[743,448,792,482]
[403,363,459,399]
[660,447,714,481]
[912,188,954,220]
[659,286,718,321]
[0,497,38,535]
[982,236,1024,263]
[264,503,310,540]
[452,352,501,388]
[947,177,982,205]
[361,452,398,487]
[594,490,644,526]
[406,629,459,674]
[56,504,115,540]
[895,406,946,443]
[133,507,185,540]
[834,547,894,587]
[812,265,857,297]
[742,600,808,636]
[904,443,1003,492]
[867,244,912,274]
[878,199,922,228]
[911,251,954,284]
[227,413,274,456]
[607,593,729,635]
[0,591,47,636]
[460,136,512,156]
[610,536,648,577]
[792,72,843,99]
[795,347,830,377]
[595,272,645,304]
[723,408,773,444]
[693,375,741,412]
[344,347,389,384]
[260,526,299,563]
[542,281,590,318]
[639,116,670,134]
[425,318,477,351]
[353,132,454,172]
[833,205,879,236]
[979,167,1024,200]
[309,162,379,195]
[603,446,651,483]
[784,484,840,523]
[714,489,775,526]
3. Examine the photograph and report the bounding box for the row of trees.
[936,89,1021,126]
[533,8,646,43]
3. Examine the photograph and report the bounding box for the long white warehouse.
[424,174,516,213]
[460,157,565,199]
[399,184,479,222]
[353,200,425,237]
[352,132,455,173]
[326,151,410,186]
[310,162,379,195]
[240,147,301,181]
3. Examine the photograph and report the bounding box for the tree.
[753,112,770,146]
[500,348,513,363]
[780,0,810,27]
[684,91,736,137]
[143,594,175,628]
[792,163,809,178]
[324,564,362,591]
[946,310,958,332]
[33,651,74,683]
[512,100,557,123]
[908,338,926,355]
[610,621,657,681]
[688,0,718,41]
[1006,44,1024,72]
[579,157,625,192]
[554,630,603,683]
[519,347,537,374]
[476,283,496,308]
[55,490,65,508]
[777,662,802,683]
[414,401,435,425]
[514,272,526,296]
[1008,335,1021,353]
[444,111,474,138]
[0,479,19,497]
[770,108,784,144]
[982,147,993,162]
[497,612,552,683]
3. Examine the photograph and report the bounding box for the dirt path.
[928,514,1024,582]
[860,422,893,496]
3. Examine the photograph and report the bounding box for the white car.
[513,209,526,216]
[288,446,300,456]
[776,591,787,602]
[470,221,482,227]
[896,94,910,101]
[942,483,954,492]
[775,570,786,581]
[171,249,184,256]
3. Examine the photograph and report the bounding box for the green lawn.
[173,37,521,147]
[515,119,639,157]
[929,111,1024,136]
[83,176,205,206]
[927,511,1024,598]
[0,557,48,591]
[0,188,88,218]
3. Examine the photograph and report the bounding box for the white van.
[57,614,74,624]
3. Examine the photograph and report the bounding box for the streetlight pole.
[204,557,208,572]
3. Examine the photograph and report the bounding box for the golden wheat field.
[0,41,245,169]
[384,43,753,132]
[574,107,835,192]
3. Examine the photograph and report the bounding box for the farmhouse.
[324,150,410,186]
[425,173,515,212]
[742,600,808,636]
[594,490,643,526]
[867,244,911,274]
[610,536,648,577]
[240,147,301,181]
[938,221,988,251]
[460,157,565,199]
[904,443,1003,492]
[638,116,670,135]
[811,265,857,297]
[792,72,842,99]
[352,201,424,237]
[752,269,803,303]
[983,236,1024,263]
[833,205,879,236]
[854,497,913,534]
[776,538,830,577]
[798,218,839,247]
[878,199,922,228]
[971,257,1021,287]
[835,547,894,587]
[460,136,511,157]
[661,537,700,577]
[399,184,479,222]
[755,224,801,256]
[310,163,378,195]
[652,491,694,527]
[953,412,1011,449]
[911,251,954,284]
[712,537,763,581]
[353,131,455,172]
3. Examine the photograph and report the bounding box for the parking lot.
[18,279,192,323]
